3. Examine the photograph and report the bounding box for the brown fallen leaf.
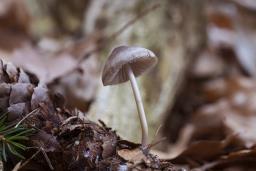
[225,113,256,148]
[48,55,99,111]
[10,36,100,111]
[192,148,256,171]
[192,49,225,78]
[11,46,77,84]
[171,135,235,164]
[163,1,256,170]
[118,148,146,165]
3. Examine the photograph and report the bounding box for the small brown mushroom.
[102,45,158,147]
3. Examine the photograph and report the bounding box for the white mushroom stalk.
[125,65,148,147]
[102,45,158,148]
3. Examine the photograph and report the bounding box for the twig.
[12,162,21,171]
[78,3,161,63]
[148,124,164,147]
[18,138,55,170]
[18,148,41,170]
[15,108,40,128]
[107,3,160,42]
[40,146,54,170]
[61,116,78,126]
[154,124,163,138]
[147,137,167,149]
[49,3,161,85]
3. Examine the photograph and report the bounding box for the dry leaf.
[118,148,146,164]
[225,114,256,148]
[11,46,77,83]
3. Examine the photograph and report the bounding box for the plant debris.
[0,59,179,170]
[1,0,256,170]
[161,1,256,170]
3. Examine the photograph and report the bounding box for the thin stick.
[40,147,54,170]
[78,3,160,63]
[15,108,39,128]
[154,124,163,138]
[50,3,160,84]
[149,124,163,146]
[18,148,41,170]
[19,145,54,170]
[108,3,160,41]
[12,161,21,171]
[147,137,167,149]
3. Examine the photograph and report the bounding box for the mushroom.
[102,45,158,147]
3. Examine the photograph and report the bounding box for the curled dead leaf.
[118,148,146,165]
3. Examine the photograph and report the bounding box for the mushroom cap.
[102,45,158,86]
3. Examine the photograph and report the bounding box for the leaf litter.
[1,0,256,170]
[161,1,256,170]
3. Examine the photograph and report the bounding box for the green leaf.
[2,143,7,161]
[2,127,26,136]
[7,141,26,150]
[7,144,25,160]
[9,128,34,137]
[0,116,6,128]
[8,136,29,141]
[0,111,35,161]
[0,112,8,123]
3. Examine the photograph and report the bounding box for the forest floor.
[1,0,256,171]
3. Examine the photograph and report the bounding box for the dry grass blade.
[15,108,39,128]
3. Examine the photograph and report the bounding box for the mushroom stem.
[125,65,148,147]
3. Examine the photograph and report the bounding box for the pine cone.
[0,59,119,170]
